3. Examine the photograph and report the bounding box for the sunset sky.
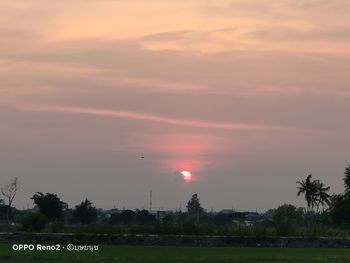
[1,0,350,211]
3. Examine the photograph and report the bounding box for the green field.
[1,244,350,263]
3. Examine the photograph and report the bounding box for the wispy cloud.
[18,104,288,131]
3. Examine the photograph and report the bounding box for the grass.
[1,244,350,262]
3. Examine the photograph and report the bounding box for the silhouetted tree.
[110,213,122,224]
[330,165,350,223]
[187,193,204,215]
[1,177,19,221]
[0,204,9,221]
[135,210,156,225]
[273,204,304,225]
[273,204,304,235]
[329,193,350,223]
[120,210,135,224]
[315,181,331,213]
[297,174,317,211]
[32,192,67,221]
[297,174,331,213]
[214,212,233,225]
[344,165,350,194]
[71,199,98,224]
[332,194,350,223]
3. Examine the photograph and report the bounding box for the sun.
[181,170,192,183]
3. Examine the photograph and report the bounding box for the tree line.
[2,164,350,235]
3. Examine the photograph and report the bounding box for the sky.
[1,0,350,212]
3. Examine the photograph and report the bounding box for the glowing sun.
[181,170,192,183]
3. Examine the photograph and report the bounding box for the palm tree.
[297,174,317,211]
[315,181,331,213]
[297,174,331,213]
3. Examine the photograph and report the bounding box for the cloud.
[18,104,289,131]
[251,26,350,42]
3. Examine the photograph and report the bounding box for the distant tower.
[149,190,153,211]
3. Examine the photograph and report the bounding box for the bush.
[276,221,295,236]
[154,222,182,235]
[252,224,268,238]
[235,225,251,237]
[49,221,65,233]
[0,223,13,232]
[21,213,48,232]
[128,224,154,234]
[182,221,200,235]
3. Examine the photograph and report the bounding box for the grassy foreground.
[1,244,350,263]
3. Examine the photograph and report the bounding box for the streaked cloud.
[18,104,288,131]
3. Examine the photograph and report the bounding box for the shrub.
[276,221,296,236]
[182,221,200,235]
[21,213,48,232]
[49,221,65,233]
[252,224,268,238]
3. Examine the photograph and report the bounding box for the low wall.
[1,233,350,248]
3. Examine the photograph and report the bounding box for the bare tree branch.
[1,177,19,221]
